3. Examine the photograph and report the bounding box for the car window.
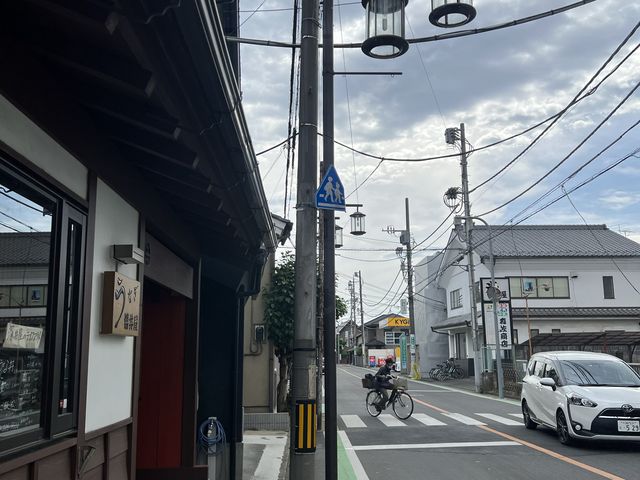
[533,361,545,378]
[559,359,640,386]
[545,364,560,384]
[527,360,536,376]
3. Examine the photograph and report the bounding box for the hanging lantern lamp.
[429,0,476,28]
[361,0,409,59]
[350,207,366,236]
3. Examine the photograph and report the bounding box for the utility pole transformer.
[460,123,483,393]
[291,0,319,472]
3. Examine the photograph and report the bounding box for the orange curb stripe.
[477,425,625,480]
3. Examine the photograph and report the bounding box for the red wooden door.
[136,291,185,469]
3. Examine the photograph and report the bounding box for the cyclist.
[374,356,395,409]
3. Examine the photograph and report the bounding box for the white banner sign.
[3,322,43,350]
[483,302,513,350]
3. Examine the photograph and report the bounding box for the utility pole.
[403,198,418,378]
[459,123,483,393]
[290,0,319,472]
[357,271,366,367]
[321,0,338,475]
[316,182,324,431]
[348,280,356,364]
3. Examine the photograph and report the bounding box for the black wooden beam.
[91,114,197,167]
[0,40,202,262]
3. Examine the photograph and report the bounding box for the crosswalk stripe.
[377,414,406,427]
[442,413,486,425]
[476,413,522,426]
[341,415,367,428]
[413,413,447,426]
[510,413,524,419]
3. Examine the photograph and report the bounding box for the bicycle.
[428,358,464,381]
[362,374,414,420]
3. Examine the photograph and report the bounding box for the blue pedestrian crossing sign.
[316,165,346,211]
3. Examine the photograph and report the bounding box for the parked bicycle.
[362,373,414,419]
[428,358,464,381]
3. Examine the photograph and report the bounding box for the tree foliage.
[264,253,295,358]
[336,295,348,320]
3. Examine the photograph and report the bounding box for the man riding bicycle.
[374,356,396,409]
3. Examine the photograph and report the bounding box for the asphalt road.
[335,365,640,480]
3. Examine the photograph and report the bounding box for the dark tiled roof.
[511,307,640,318]
[523,331,640,347]
[0,232,51,265]
[471,225,640,258]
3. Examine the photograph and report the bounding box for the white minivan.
[521,351,640,444]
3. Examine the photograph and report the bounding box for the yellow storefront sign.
[385,316,409,327]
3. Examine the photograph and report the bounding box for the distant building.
[415,225,640,376]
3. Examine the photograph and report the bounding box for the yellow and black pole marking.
[294,399,316,453]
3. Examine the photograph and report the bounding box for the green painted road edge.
[337,431,358,480]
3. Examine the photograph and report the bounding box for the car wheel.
[556,410,573,445]
[521,400,537,430]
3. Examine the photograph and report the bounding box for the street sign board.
[315,165,346,211]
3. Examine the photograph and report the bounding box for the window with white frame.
[449,288,462,309]
[384,331,403,345]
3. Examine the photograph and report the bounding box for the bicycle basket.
[361,375,374,389]
[392,377,408,390]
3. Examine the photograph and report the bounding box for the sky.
[235,0,640,324]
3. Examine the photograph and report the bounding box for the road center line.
[477,425,625,480]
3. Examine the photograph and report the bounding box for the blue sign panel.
[315,165,346,211]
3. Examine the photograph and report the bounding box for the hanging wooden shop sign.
[102,271,140,336]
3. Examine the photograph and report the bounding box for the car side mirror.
[540,377,556,391]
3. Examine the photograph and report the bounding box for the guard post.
[295,399,317,452]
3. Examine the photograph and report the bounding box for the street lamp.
[334,221,344,248]
[429,0,477,28]
[349,206,366,235]
[454,215,505,399]
[361,0,409,59]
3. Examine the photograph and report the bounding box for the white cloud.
[237,0,640,319]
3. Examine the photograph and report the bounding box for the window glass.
[59,219,82,416]
[537,278,554,298]
[509,277,570,299]
[0,178,54,440]
[449,289,462,309]
[560,359,640,386]
[553,277,569,297]
[545,364,560,384]
[533,361,546,377]
[527,360,536,375]
[603,276,615,299]
[509,278,522,298]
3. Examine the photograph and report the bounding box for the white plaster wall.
[85,179,138,432]
[493,257,640,309]
[445,268,471,317]
[0,95,87,200]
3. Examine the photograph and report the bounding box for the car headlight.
[567,394,597,408]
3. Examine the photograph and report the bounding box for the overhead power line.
[227,0,597,49]
[471,21,640,194]
[478,78,640,217]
